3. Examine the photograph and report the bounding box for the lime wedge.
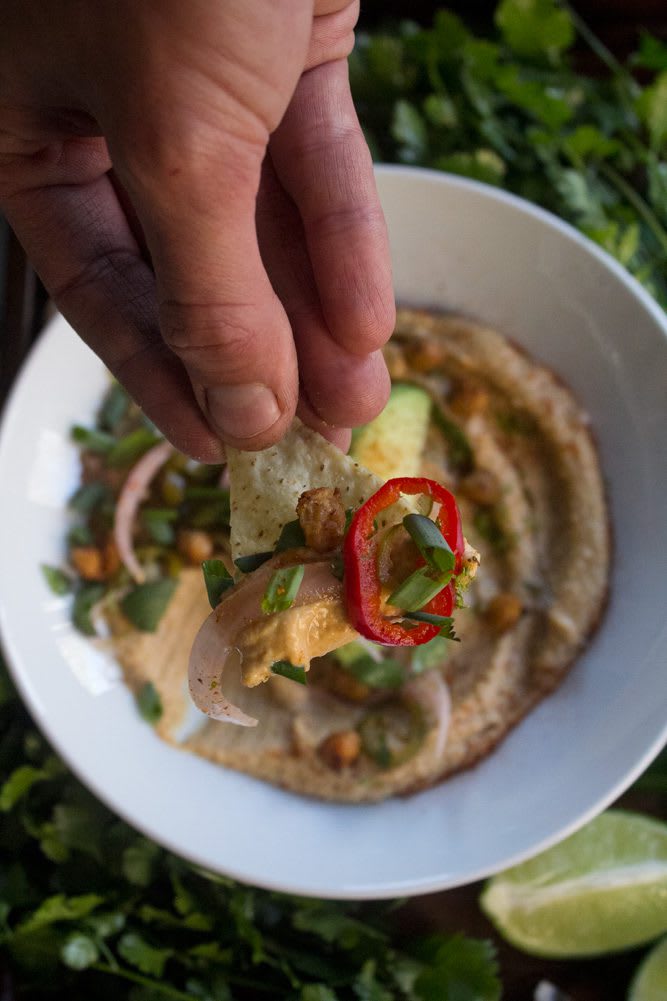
[480,811,667,958]
[629,937,667,1001]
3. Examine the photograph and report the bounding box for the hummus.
[115,310,610,802]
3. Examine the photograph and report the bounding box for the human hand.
[0,0,394,460]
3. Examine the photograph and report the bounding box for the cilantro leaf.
[495,0,575,64]
[413,934,501,1001]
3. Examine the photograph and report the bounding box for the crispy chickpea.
[459,469,502,506]
[325,665,371,704]
[102,537,121,577]
[449,380,490,418]
[318,730,361,770]
[486,593,523,633]
[70,546,105,581]
[296,487,346,553]
[404,338,446,373]
[176,529,214,564]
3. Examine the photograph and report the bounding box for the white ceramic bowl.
[1,167,666,899]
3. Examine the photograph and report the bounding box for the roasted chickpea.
[404,339,446,373]
[449,380,490,418]
[176,529,214,564]
[70,546,105,581]
[486,593,523,633]
[318,730,361,770]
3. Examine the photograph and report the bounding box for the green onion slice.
[387,566,452,612]
[261,565,305,615]
[271,661,307,685]
[404,610,459,641]
[403,513,456,574]
[201,559,234,609]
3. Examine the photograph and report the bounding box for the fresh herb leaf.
[136,682,163,725]
[403,513,455,574]
[68,481,112,515]
[340,651,405,689]
[106,428,160,467]
[388,566,451,612]
[410,635,451,673]
[141,507,178,545]
[262,564,305,614]
[234,552,273,574]
[97,381,130,432]
[495,0,574,64]
[274,518,307,552]
[40,564,72,595]
[201,559,234,609]
[117,931,173,977]
[271,660,307,685]
[120,579,177,632]
[72,582,106,635]
[413,933,501,1001]
[71,425,115,454]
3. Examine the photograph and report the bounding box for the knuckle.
[159,301,257,377]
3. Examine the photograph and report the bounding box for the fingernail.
[205,383,281,441]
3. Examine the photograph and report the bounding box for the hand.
[0,0,394,459]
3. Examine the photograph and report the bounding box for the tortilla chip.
[227,419,401,559]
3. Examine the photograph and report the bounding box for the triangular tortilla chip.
[227,419,402,559]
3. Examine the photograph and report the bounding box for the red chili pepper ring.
[343,477,464,647]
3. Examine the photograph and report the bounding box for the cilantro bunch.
[0,659,500,998]
[352,0,667,308]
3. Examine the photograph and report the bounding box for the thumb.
[110,121,299,451]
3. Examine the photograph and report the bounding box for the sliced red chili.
[343,477,464,646]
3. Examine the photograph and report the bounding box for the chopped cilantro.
[135,682,163,725]
[40,564,72,596]
[201,559,234,609]
[120,579,177,632]
[262,564,305,614]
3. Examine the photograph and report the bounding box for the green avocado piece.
[349,383,431,480]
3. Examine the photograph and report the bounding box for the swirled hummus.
[104,309,610,802]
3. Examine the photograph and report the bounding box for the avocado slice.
[350,383,431,480]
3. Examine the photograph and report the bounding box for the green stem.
[91,963,193,1000]
[563,2,625,78]
[599,161,667,255]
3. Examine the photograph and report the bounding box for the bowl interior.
[0,167,665,899]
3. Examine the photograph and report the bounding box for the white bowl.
[1,167,666,899]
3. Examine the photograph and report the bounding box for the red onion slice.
[113,440,174,583]
[188,558,351,725]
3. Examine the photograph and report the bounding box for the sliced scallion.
[403,513,455,574]
[271,661,307,685]
[387,566,451,612]
[261,565,304,615]
[404,610,459,641]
